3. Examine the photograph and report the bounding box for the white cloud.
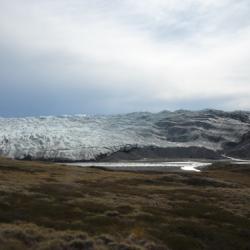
[0,0,250,114]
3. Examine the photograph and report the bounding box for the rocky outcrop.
[223,132,250,159]
[97,146,222,161]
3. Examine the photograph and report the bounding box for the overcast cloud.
[0,0,250,116]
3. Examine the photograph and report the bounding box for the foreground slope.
[0,110,250,161]
[0,157,249,250]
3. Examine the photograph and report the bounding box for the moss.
[171,202,250,227]
[165,233,204,250]
[116,205,134,214]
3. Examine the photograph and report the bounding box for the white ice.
[0,111,249,161]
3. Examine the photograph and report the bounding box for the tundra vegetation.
[0,157,249,250]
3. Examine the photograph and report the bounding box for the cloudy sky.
[1,0,250,116]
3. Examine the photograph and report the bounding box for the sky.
[0,0,250,116]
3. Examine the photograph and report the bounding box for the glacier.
[0,110,249,161]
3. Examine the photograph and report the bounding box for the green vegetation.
[0,157,249,249]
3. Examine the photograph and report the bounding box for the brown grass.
[0,157,249,249]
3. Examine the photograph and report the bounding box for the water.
[66,161,212,172]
